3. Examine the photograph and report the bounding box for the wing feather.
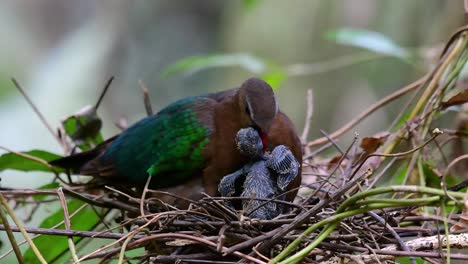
[98,96,216,187]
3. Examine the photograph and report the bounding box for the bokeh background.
[0,1,466,262]
[0,0,465,186]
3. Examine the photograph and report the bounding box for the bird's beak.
[257,121,273,135]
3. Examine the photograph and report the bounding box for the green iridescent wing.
[101,96,215,187]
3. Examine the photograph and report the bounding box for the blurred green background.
[0,0,465,189]
[0,1,466,262]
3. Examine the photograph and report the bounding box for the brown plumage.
[202,78,302,202]
[51,77,302,205]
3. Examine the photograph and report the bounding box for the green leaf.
[392,164,408,185]
[396,257,423,264]
[243,0,261,10]
[23,198,101,263]
[261,69,287,90]
[161,53,267,78]
[0,150,63,172]
[62,105,103,151]
[326,28,410,59]
[422,161,457,189]
[161,53,288,90]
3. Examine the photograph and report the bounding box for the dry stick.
[372,131,441,158]
[0,224,134,240]
[57,188,80,263]
[0,189,57,196]
[253,242,271,262]
[301,89,314,155]
[442,153,468,201]
[367,211,416,264]
[224,156,367,255]
[217,225,229,252]
[0,145,53,170]
[95,76,115,110]
[303,141,333,160]
[148,189,199,206]
[384,35,466,156]
[117,232,138,264]
[409,37,465,122]
[89,210,176,240]
[139,80,154,116]
[76,211,185,262]
[366,157,397,189]
[303,134,358,205]
[265,135,441,262]
[0,193,47,264]
[321,244,468,263]
[319,129,344,155]
[82,233,266,264]
[0,201,24,263]
[307,75,427,147]
[11,78,61,145]
[201,193,239,221]
[104,186,141,203]
[140,175,154,222]
[0,201,90,261]
[151,253,221,264]
[63,187,140,213]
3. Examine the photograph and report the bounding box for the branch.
[322,233,468,263]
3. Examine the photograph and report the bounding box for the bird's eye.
[245,105,250,115]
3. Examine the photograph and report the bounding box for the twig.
[151,253,221,264]
[320,129,344,154]
[95,76,114,110]
[82,233,267,264]
[367,211,416,264]
[0,224,137,239]
[224,154,368,255]
[77,211,184,262]
[57,188,80,263]
[442,153,468,201]
[307,75,427,147]
[275,185,466,264]
[323,250,468,263]
[0,201,90,261]
[217,225,228,252]
[118,232,138,264]
[0,193,47,264]
[63,187,140,213]
[0,201,24,263]
[303,141,333,159]
[139,80,154,116]
[104,186,140,203]
[366,157,397,189]
[408,37,465,121]
[140,175,153,222]
[11,78,60,144]
[305,133,358,204]
[0,145,54,171]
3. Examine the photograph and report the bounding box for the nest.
[1,26,468,264]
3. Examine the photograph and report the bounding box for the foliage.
[326,28,411,60]
[161,53,286,89]
[0,150,62,173]
[1,23,468,264]
[23,198,101,263]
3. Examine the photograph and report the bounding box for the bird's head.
[238,78,278,146]
[235,127,264,159]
